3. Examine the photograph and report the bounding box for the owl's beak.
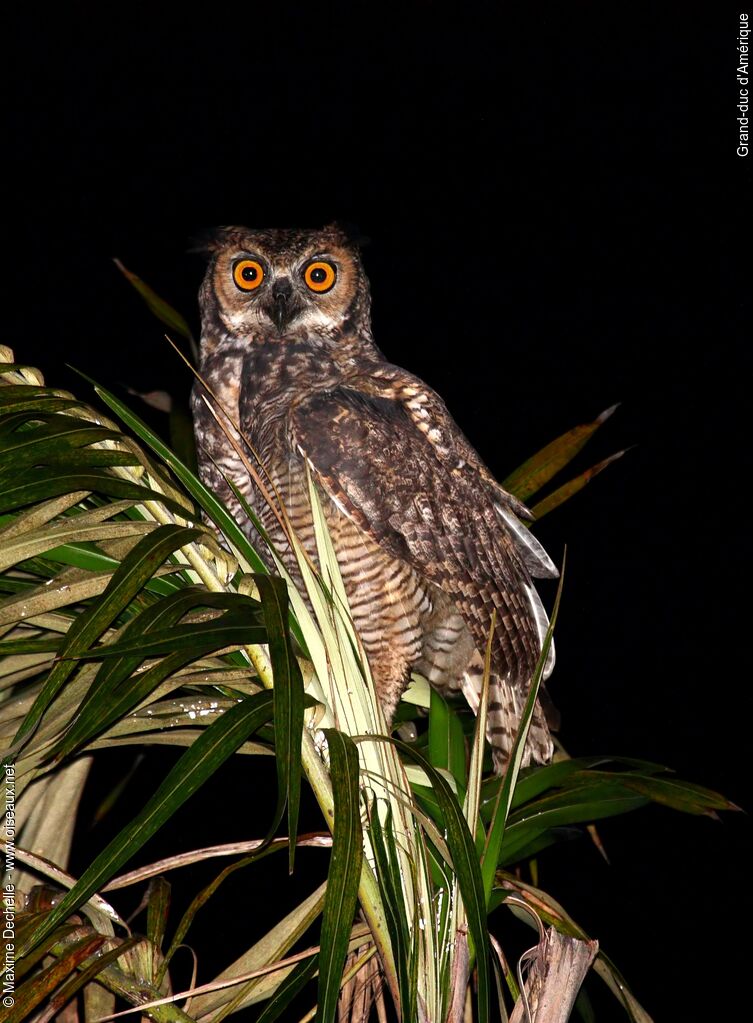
[267,278,296,333]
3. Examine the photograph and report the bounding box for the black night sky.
[4,3,750,1019]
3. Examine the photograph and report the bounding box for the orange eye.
[303,260,336,293]
[232,259,264,291]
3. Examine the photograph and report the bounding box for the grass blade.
[481,556,565,903]
[530,450,627,519]
[255,955,319,1023]
[503,405,618,502]
[428,688,467,789]
[367,799,415,1020]
[0,470,188,517]
[316,729,363,1023]
[114,259,195,345]
[255,573,304,872]
[379,738,491,1023]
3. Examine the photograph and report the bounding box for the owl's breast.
[194,346,242,413]
[238,342,343,456]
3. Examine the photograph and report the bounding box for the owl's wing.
[288,381,555,686]
[349,363,558,580]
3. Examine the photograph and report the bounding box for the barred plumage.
[192,224,559,770]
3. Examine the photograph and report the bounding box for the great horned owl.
[192,224,558,770]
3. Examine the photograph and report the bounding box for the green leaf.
[500,793,649,865]
[4,932,107,1023]
[0,636,63,654]
[255,955,319,1023]
[0,521,155,575]
[490,762,736,865]
[0,412,123,458]
[45,935,145,1020]
[503,405,618,501]
[54,593,266,759]
[593,951,655,1023]
[146,877,171,956]
[114,259,195,343]
[0,384,69,403]
[10,923,79,982]
[367,799,416,1020]
[28,542,184,597]
[317,729,363,1023]
[20,690,274,956]
[498,768,737,864]
[481,558,564,903]
[480,756,669,820]
[495,826,578,866]
[584,771,739,817]
[71,603,266,659]
[464,618,494,851]
[530,450,627,520]
[0,384,78,411]
[6,524,202,757]
[0,469,188,516]
[381,738,491,1023]
[574,986,597,1023]
[255,573,304,872]
[429,688,467,789]
[0,396,81,415]
[507,779,651,826]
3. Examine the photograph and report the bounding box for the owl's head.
[198,224,373,349]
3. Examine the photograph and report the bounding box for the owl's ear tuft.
[188,226,245,256]
[325,221,371,249]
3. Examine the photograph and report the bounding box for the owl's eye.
[232,259,265,291]
[303,260,337,293]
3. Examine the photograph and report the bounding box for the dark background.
[5,3,750,1019]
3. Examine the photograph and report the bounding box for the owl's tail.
[461,652,555,772]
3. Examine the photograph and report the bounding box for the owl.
[191,224,559,770]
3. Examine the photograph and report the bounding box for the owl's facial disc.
[207,230,365,343]
[240,255,342,335]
